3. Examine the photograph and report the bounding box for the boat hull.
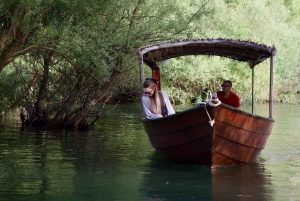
[142,104,274,168]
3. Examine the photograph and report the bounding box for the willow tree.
[0,0,110,128]
[47,0,208,129]
[1,0,209,129]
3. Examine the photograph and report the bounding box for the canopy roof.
[137,38,276,68]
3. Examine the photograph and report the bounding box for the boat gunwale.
[141,103,275,123]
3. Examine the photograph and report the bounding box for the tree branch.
[21,5,53,44]
[185,0,210,28]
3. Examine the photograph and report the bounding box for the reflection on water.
[211,163,273,201]
[140,156,212,200]
[0,103,299,201]
[141,159,273,201]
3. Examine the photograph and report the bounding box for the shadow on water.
[140,151,275,201]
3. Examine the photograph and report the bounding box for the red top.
[217,91,240,108]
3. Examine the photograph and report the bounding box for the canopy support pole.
[252,67,254,114]
[269,55,274,118]
[139,57,144,89]
[139,55,145,118]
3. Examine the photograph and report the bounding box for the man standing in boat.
[217,80,240,108]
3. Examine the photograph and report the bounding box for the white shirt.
[141,91,175,119]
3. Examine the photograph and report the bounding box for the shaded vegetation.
[0,0,299,130]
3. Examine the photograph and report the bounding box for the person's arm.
[161,91,175,115]
[141,95,162,119]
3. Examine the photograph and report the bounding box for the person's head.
[143,78,161,114]
[221,80,232,92]
[143,78,158,97]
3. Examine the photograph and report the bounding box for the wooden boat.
[136,39,276,168]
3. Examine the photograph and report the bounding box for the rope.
[204,104,215,127]
[208,92,221,107]
[205,92,221,127]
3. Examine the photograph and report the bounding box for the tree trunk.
[46,73,84,127]
[64,69,121,129]
[30,53,52,126]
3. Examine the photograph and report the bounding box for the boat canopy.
[137,38,276,68]
[137,38,276,118]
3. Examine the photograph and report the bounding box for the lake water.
[0,103,299,201]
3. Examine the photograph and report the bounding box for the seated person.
[141,78,175,119]
[217,80,240,108]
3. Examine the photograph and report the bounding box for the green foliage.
[0,68,16,109]
[155,0,300,104]
[0,0,300,120]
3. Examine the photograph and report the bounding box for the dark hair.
[223,80,232,86]
[145,78,158,84]
[143,78,158,88]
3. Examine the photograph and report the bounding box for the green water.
[0,103,299,201]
